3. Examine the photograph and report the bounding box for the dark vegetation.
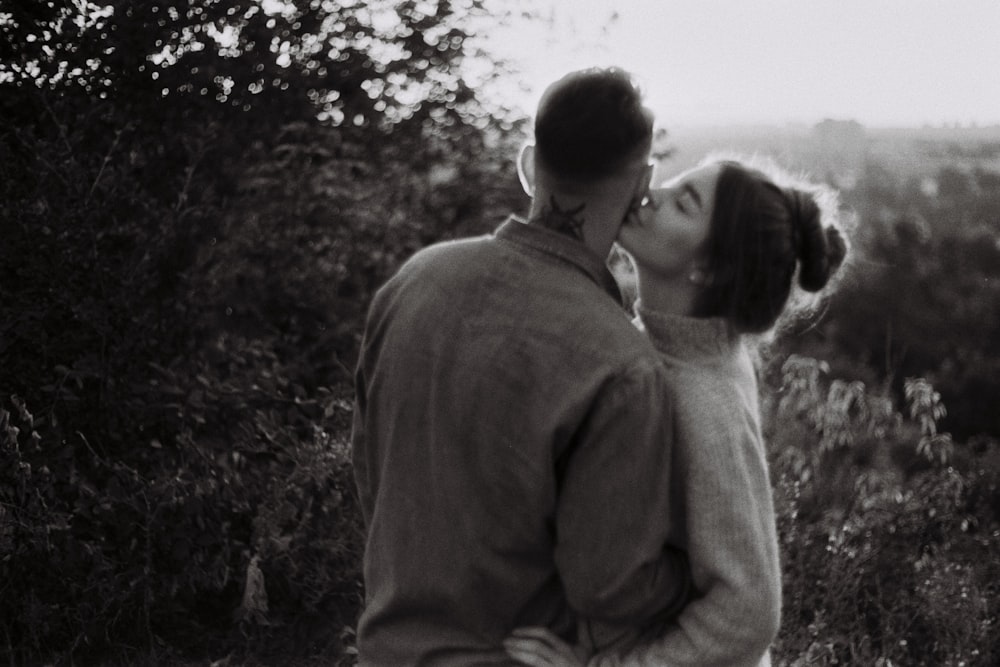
[1,1,522,663]
[1,2,998,665]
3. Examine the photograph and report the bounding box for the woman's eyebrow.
[682,183,702,210]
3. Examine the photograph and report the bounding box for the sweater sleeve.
[592,356,781,667]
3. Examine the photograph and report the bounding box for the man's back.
[351,219,685,666]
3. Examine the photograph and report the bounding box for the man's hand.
[504,627,588,667]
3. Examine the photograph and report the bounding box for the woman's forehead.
[672,163,723,202]
[665,161,722,185]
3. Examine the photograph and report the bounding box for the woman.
[504,155,849,667]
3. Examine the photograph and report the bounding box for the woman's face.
[618,162,721,276]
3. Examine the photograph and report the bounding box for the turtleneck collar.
[633,301,737,359]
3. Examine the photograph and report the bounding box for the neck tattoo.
[530,195,587,243]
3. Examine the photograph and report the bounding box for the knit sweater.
[588,305,782,667]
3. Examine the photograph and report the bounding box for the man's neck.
[526,189,621,260]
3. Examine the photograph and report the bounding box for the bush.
[1,14,525,655]
[1,382,364,665]
[766,357,1000,666]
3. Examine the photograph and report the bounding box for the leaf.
[238,554,270,625]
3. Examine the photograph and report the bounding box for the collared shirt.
[351,217,689,666]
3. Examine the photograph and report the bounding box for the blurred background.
[1,1,999,665]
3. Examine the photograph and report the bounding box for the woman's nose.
[650,186,674,203]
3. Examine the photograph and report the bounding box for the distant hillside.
[655,121,1000,187]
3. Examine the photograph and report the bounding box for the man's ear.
[517,143,535,197]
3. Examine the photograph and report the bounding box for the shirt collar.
[496,216,623,304]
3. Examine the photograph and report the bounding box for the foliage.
[793,157,1000,440]
[0,0,520,131]
[1,380,364,664]
[766,357,1000,666]
[0,0,527,663]
[759,139,1000,664]
[905,377,954,465]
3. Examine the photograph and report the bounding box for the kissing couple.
[351,66,848,666]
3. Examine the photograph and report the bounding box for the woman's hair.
[691,154,850,334]
[534,67,653,183]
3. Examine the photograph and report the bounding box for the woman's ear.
[517,143,535,197]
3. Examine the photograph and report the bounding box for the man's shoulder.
[374,233,492,292]
[407,233,494,265]
[535,304,669,397]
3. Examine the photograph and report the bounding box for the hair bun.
[789,189,846,292]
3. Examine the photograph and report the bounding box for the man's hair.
[534,67,653,183]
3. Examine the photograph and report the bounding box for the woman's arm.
[591,365,781,667]
[506,350,780,667]
[504,628,589,667]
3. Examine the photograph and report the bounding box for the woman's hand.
[503,627,587,667]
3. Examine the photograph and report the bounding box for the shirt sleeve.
[350,350,374,530]
[590,372,782,667]
[352,281,388,533]
[553,358,691,627]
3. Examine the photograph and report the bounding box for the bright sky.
[484,0,1000,127]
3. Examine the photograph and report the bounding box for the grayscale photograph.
[1,1,998,665]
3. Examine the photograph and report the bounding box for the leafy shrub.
[1,377,364,665]
[766,357,1000,666]
[0,2,525,657]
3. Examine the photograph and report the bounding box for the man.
[351,67,689,665]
